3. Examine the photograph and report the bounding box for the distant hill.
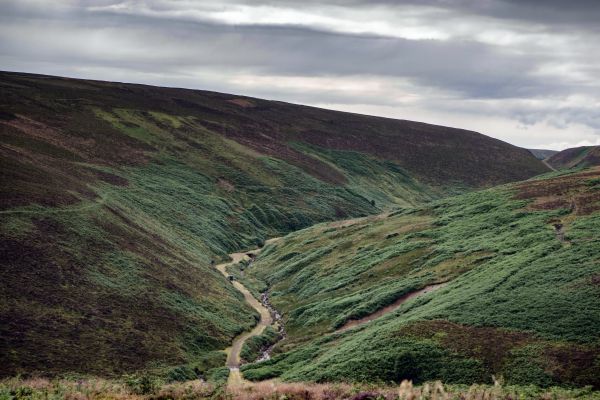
[528,148,558,160]
[547,146,600,169]
[0,71,547,377]
[241,167,600,388]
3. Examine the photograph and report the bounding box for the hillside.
[0,71,548,377]
[547,146,600,169]
[527,148,558,160]
[239,167,600,388]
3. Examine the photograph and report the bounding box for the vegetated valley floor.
[237,167,600,389]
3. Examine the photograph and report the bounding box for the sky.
[1,1,600,150]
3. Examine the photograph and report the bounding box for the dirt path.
[336,282,447,333]
[0,193,109,215]
[217,214,444,386]
[542,159,557,172]
[215,238,280,387]
[327,211,390,229]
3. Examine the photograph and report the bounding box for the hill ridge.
[547,145,600,170]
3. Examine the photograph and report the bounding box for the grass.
[241,168,600,388]
[1,376,599,400]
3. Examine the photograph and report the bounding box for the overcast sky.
[2,0,600,150]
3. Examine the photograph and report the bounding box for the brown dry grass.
[515,167,600,215]
[2,377,598,400]
[227,379,597,400]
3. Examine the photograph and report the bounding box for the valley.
[0,71,549,378]
[1,72,599,398]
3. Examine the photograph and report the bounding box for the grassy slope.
[547,146,600,169]
[241,167,600,388]
[0,71,547,377]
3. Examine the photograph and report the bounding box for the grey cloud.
[229,0,600,30]
[519,108,600,131]
[0,3,564,100]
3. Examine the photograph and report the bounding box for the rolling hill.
[547,146,600,170]
[239,167,600,388]
[0,71,548,377]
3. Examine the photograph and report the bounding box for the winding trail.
[216,213,444,386]
[215,238,280,387]
[216,213,447,388]
[542,159,557,172]
[336,282,447,333]
[0,193,109,215]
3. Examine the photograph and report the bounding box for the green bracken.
[241,168,600,388]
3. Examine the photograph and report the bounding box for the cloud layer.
[2,0,600,149]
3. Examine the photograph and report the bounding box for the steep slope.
[528,148,558,160]
[547,146,600,169]
[0,71,547,377]
[241,168,600,388]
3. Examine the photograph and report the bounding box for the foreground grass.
[2,377,599,400]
